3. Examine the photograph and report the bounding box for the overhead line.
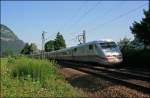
[65,1,101,43]
[73,1,101,25]
[58,1,88,32]
[79,1,125,31]
[66,1,101,33]
[88,3,148,32]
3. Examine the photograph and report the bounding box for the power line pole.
[77,30,86,44]
[42,31,46,59]
[83,30,86,43]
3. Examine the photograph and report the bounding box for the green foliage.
[54,32,66,50]
[0,58,8,67]
[8,57,57,83]
[121,48,150,66]
[30,43,38,53]
[21,43,38,54]
[7,57,16,64]
[21,43,30,54]
[118,37,132,52]
[130,9,150,46]
[1,57,83,97]
[118,38,150,67]
[44,32,66,52]
[45,40,55,52]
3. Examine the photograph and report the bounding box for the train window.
[100,42,117,49]
[64,52,67,55]
[89,45,93,50]
[68,51,71,55]
[74,48,77,52]
[95,44,97,48]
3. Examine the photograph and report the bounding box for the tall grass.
[9,57,58,84]
[1,57,83,97]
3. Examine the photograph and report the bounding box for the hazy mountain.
[0,24,25,56]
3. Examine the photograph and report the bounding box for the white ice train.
[33,39,123,66]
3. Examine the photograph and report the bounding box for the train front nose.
[106,54,123,64]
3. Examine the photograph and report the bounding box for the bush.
[121,48,150,67]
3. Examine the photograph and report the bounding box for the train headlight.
[106,55,114,59]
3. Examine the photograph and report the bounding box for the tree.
[44,32,66,51]
[21,43,30,54]
[45,40,55,52]
[21,43,38,54]
[130,38,145,50]
[54,32,66,50]
[118,37,132,51]
[30,43,38,53]
[130,9,150,47]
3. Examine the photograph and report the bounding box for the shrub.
[7,57,15,64]
[118,37,150,67]
[121,48,150,67]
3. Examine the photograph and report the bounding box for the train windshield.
[100,42,117,50]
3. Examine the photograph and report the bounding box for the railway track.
[58,61,150,94]
[75,64,150,82]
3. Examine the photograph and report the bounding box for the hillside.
[0,24,25,56]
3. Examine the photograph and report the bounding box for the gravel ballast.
[60,67,150,98]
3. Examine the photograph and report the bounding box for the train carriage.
[40,39,123,66]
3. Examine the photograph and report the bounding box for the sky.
[1,1,149,49]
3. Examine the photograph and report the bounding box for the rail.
[59,61,150,94]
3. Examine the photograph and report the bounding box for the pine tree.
[130,9,150,47]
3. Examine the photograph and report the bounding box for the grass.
[9,57,57,84]
[1,57,83,97]
[1,58,8,66]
